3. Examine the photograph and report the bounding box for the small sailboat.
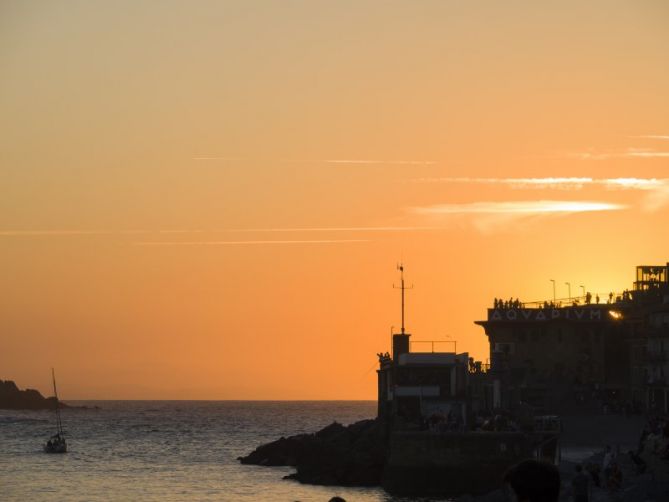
[44,368,67,453]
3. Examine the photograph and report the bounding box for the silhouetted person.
[607,462,622,492]
[628,450,646,474]
[585,462,600,487]
[602,445,614,481]
[504,459,560,502]
[571,464,590,502]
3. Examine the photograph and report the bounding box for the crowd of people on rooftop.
[491,289,640,310]
[493,298,523,309]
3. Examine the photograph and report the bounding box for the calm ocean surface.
[1,401,443,502]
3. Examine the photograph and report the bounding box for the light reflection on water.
[0,401,449,502]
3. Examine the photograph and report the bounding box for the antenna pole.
[394,264,413,334]
[400,265,405,333]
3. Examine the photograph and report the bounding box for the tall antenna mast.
[393,264,413,334]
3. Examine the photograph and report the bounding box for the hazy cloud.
[408,177,669,212]
[410,176,666,191]
[632,135,669,140]
[409,200,626,234]
[410,200,625,215]
[569,148,669,160]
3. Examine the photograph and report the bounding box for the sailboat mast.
[52,368,63,435]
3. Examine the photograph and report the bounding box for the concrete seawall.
[383,431,556,496]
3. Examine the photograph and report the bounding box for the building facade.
[476,263,669,414]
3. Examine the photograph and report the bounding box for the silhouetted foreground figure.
[570,464,590,502]
[503,460,560,502]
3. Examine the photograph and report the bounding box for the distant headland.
[0,379,68,410]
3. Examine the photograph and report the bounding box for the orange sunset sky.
[1,1,669,399]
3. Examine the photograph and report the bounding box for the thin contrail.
[192,157,437,165]
[133,239,371,246]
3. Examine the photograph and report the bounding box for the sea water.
[0,401,441,502]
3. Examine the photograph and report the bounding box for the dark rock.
[0,379,71,410]
[238,419,388,487]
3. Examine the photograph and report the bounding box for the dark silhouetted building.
[476,263,669,414]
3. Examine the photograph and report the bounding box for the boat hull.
[44,435,67,454]
[44,443,67,453]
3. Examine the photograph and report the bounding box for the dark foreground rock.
[240,421,555,496]
[0,379,70,410]
[238,419,388,486]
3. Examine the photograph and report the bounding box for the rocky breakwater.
[0,379,69,410]
[238,419,388,486]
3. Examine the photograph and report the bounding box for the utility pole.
[565,282,571,300]
[550,279,556,302]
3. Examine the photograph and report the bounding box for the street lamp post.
[550,279,556,302]
[565,282,571,300]
[580,285,585,297]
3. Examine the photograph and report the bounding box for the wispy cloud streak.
[408,176,669,212]
[192,156,436,165]
[0,226,446,238]
[134,239,371,246]
[323,159,436,165]
[632,135,669,140]
[411,200,625,215]
[409,200,626,234]
[569,148,669,160]
[410,176,666,191]
[0,230,148,236]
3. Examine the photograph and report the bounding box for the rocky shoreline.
[0,379,75,410]
[238,419,388,487]
[240,413,669,500]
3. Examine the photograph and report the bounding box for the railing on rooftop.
[512,292,628,309]
[409,340,457,353]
